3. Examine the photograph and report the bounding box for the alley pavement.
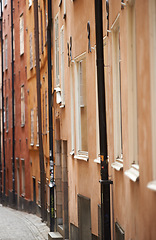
[0,204,49,240]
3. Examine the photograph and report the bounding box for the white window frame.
[38,181,41,206]
[6,97,8,132]
[45,90,48,133]
[147,0,156,191]
[60,25,65,106]
[30,109,34,146]
[124,1,139,182]
[4,0,7,7]
[29,0,32,8]
[21,85,25,127]
[21,159,25,195]
[70,63,75,155]
[20,14,24,55]
[55,14,59,87]
[36,109,39,146]
[74,54,88,161]
[111,21,123,171]
[5,35,8,70]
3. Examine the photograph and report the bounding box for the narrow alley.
[0,204,49,240]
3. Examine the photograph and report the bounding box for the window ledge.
[94,157,101,164]
[30,143,34,146]
[60,104,65,108]
[36,144,39,147]
[21,124,25,128]
[147,180,156,192]
[70,150,74,156]
[124,164,139,182]
[74,153,89,161]
[111,158,123,171]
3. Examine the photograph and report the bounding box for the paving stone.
[0,204,49,239]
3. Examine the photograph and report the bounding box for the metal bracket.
[99,179,113,185]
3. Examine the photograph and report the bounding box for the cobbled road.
[0,204,49,240]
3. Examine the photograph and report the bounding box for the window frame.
[60,25,65,106]
[20,14,24,56]
[21,85,25,127]
[55,14,59,87]
[30,109,34,146]
[74,54,88,161]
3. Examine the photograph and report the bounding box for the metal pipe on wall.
[11,0,15,206]
[94,0,112,239]
[47,0,55,232]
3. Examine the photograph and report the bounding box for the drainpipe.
[47,0,55,232]
[0,0,2,202]
[34,0,46,221]
[0,0,5,202]
[11,0,15,206]
[94,0,112,239]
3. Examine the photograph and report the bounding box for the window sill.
[74,152,89,161]
[21,124,25,128]
[94,156,101,164]
[60,104,65,108]
[30,143,34,146]
[111,158,123,171]
[124,164,139,182]
[36,144,39,147]
[147,180,156,192]
[21,193,25,198]
[70,150,74,156]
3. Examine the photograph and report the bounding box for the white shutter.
[20,15,24,55]
[79,61,84,107]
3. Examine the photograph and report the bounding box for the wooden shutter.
[29,33,33,69]
[21,86,25,126]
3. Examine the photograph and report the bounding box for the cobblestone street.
[0,204,49,240]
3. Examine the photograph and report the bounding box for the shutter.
[79,61,84,107]
[20,15,24,55]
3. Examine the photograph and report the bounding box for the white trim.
[74,153,89,161]
[70,150,75,156]
[111,158,123,171]
[124,164,139,182]
[74,52,86,62]
[94,157,101,164]
[147,180,156,192]
[111,13,120,30]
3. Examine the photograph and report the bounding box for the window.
[60,26,65,105]
[20,14,24,55]
[55,15,59,86]
[29,32,33,69]
[13,26,15,61]
[36,109,39,146]
[31,109,34,145]
[111,22,123,171]
[6,97,8,131]
[21,85,25,126]
[29,0,32,8]
[40,10,43,54]
[44,0,48,43]
[45,90,48,133]
[38,182,41,206]
[43,93,44,132]
[74,57,88,160]
[4,0,7,7]
[63,0,66,18]
[124,0,139,182]
[5,36,7,70]
[70,63,75,155]
[21,160,25,195]
[147,0,156,191]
